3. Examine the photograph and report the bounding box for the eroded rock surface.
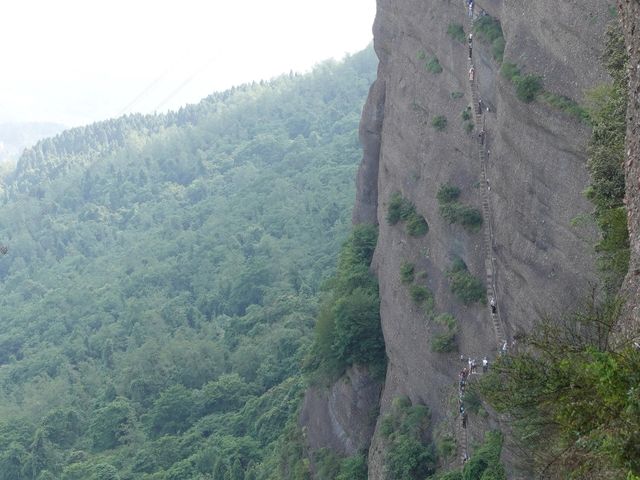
[300,366,381,456]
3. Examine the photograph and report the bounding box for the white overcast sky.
[0,0,376,127]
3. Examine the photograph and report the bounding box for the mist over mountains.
[0,122,65,164]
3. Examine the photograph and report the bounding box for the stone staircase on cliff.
[455,4,509,467]
[467,70,507,351]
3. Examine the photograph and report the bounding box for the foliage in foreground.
[380,397,436,480]
[313,449,368,480]
[434,431,505,480]
[478,298,640,479]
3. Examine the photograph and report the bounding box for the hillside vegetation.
[0,47,377,480]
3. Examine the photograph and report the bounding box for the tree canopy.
[0,46,377,479]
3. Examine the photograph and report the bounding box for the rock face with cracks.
[299,366,381,456]
[302,0,624,477]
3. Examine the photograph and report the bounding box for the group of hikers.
[459,355,489,376]
[458,368,469,432]
[458,354,490,436]
[466,32,491,147]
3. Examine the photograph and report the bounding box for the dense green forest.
[0,47,377,479]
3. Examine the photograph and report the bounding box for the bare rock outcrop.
[299,366,381,456]
[353,78,386,225]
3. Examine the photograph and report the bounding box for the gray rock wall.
[299,366,381,456]
[351,0,612,477]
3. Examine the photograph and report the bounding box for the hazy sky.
[0,0,375,127]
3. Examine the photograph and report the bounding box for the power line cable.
[153,56,218,112]
[117,68,171,117]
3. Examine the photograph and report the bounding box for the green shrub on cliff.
[435,312,456,330]
[410,285,431,305]
[426,56,443,74]
[432,115,447,131]
[502,61,588,119]
[437,184,461,203]
[431,313,458,353]
[447,23,466,43]
[400,262,415,284]
[500,62,521,82]
[514,74,543,102]
[457,205,483,231]
[462,388,482,415]
[431,331,457,353]
[437,184,483,232]
[439,203,483,232]
[539,91,589,122]
[447,257,485,304]
[462,432,505,480]
[433,432,504,480]
[387,192,429,237]
[388,192,414,224]
[406,212,429,236]
[473,15,505,63]
[435,435,457,463]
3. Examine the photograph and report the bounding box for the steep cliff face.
[300,366,381,456]
[350,0,612,477]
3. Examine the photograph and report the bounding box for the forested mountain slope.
[0,47,377,479]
